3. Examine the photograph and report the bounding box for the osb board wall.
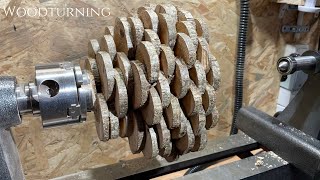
[0,0,317,179]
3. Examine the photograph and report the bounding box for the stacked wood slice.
[85,3,221,162]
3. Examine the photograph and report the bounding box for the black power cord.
[184,0,250,175]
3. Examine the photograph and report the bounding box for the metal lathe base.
[53,132,309,180]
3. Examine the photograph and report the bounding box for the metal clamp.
[281,25,310,33]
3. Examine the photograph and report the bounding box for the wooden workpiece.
[191,129,208,152]
[170,59,191,99]
[205,106,219,130]
[142,127,159,158]
[130,60,150,109]
[96,51,115,100]
[188,60,206,94]
[155,72,171,108]
[88,39,100,58]
[174,33,197,69]
[175,120,195,155]
[163,94,181,129]
[94,94,110,142]
[157,13,177,49]
[128,17,145,50]
[195,18,210,43]
[113,68,128,119]
[171,109,187,139]
[144,29,161,55]
[100,35,117,61]
[109,111,120,139]
[154,116,171,154]
[159,45,176,82]
[189,107,206,136]
[176,21,198,48]
[114,17,135,59]
[202,83,216,116]
[197,37,210,73]
[84,58,101,93]
[135,41,159,84]
[155,4,178,22]
[138,9,159,33]
[128,110,145,154]
[207,54,221,90]
[105,26,114,37]
[140,87,163,126]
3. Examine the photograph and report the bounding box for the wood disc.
[109,111,120,139]
[141,87,163,126]
[180,82,202,116]
[88,39,100,58]
[170,58,191,99]
[113,68,128,119]
[205,106,219,129]
[155,4,177,22]
[114,52,133,88]
[155,72,171,108]
[84,58,101,93]
[171,108,187,139]
[197,37,210,73]
[96,51,115,100]
[164,145,180,162]
[119,116,130,138]
[105,26,114,37]
[174,33,196,69]
[207,54,221,90]
[177,9,194,22]
[159,45,176,82]
[189,106,206,136]
[114,17,134,59]
[159,141,173,158]
[138,9,159,33]
[176,21,198,48]
[191,129,208,152]
[135,41,159,84]
[202,83,216,116]
[128,110,145,154]
[163,94,181,129]
[195,18,210,43]
[100,35,117,61]
[144,29,161,55]
[188,60,206,94]
[154,115,171,151]
[130,60,150,109]
[137,4,157,13]
[175,120,195,155]
[94,93,110,141]
[142,127,159,159]
[128,16,144,50]
[158,13,177,49]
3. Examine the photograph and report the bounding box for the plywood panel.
[0,0,318,179]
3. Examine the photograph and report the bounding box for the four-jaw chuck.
[0,62,94,129]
